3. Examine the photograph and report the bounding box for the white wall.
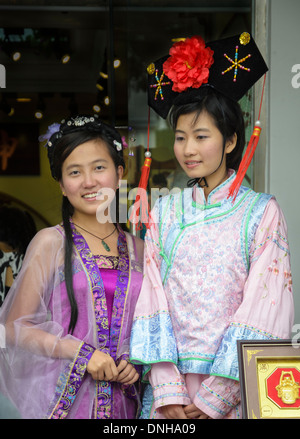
[269,0,300,329]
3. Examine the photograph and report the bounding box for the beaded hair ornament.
[39,114,125,179]
[146,32,268,201]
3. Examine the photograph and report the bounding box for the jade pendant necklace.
[73,223,117,252]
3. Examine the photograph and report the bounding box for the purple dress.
[0,224,144,419]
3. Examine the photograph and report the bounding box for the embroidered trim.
[179,352,214,362]
[196,393,226,416]
[178,357,214,375]
[230,322,279,338]
[71,224,130,419]
[130,311,178,367]
[153,380,185,390]
[201,382,236,408]
[244,192,262,270]
[154,392,190,403]
[160,187,253,284]
[251,231,290,255]
[244,192,273,270]
[48,342,95,419]
[210,322,277,380]
[132,309,169,321]
[93,255,119,269]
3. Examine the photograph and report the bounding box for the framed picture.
[237,340,300,419]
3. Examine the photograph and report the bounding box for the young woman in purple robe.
[0,115,144,419]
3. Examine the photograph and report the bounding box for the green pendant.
[101,240,111,252]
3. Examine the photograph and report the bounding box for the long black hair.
[169,87,245,179]
[48,117,125,333]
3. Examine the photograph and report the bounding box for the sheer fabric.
[0,225,144,419]
[0,250,23,306]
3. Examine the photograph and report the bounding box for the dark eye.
[70,170,79,176]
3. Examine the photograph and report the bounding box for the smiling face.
[174,110,236,191]
[60,138,123,223]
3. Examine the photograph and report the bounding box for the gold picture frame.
[237,340,300,419]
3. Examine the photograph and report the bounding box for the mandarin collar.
[192,169,236,206]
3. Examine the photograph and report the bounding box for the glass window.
[0,1,253,230]
[120,1,253,232]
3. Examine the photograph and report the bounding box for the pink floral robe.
[130,171,294,419]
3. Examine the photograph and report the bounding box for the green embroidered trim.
[161,189,252,284]
[178,356,213,363]
[178,188,251,228]
[206,172,236,203]
[158,195,172,269]
[192,201,221,210]
[210,372,239,382]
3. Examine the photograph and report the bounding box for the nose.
[183,138,197,156]
[82,171,96,188]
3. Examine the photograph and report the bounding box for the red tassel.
[129,108,153,232]
[138,156,152,192]
[129,155,152,231]
[227,122,262,201]
[228,73,267,202]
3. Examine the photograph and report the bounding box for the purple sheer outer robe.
[0,225,144,419]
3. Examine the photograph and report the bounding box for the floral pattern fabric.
[130,171,294,419]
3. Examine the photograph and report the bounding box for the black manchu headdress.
[146,32,268,200]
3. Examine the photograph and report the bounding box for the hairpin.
[38,123,61,147]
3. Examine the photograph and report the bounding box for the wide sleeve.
[0,227,95,419]
[130,202,190,409]
[194,198,294,418]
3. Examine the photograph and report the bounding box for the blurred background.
[0,0,299,327]
[0,0,253,229]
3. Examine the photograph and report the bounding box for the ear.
[225,133,237,154]
[59,181,66,196]
[117,165,124,181]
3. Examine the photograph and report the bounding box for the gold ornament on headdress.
[239,32,251,45]
[147,63,155,75]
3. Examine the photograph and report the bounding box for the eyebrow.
[65,158,109,171]
[175,128,211,134]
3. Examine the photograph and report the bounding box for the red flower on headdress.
[163,36,214,93]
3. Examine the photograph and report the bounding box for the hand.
[87,350,119,381]
[160,404,188,419]
[184,403,210,419]
[116,359,139,385]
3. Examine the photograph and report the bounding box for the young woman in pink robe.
[130,34,294,419]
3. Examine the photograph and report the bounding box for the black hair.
[49,118,125,333]
[169,87,245,172]
[50,120,125,181]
